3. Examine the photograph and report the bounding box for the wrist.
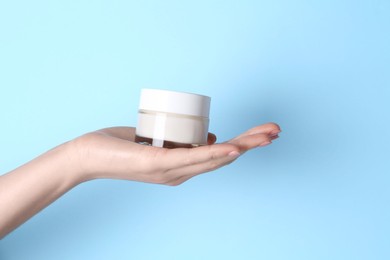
[65,133,104,183]
[59,139,91,185]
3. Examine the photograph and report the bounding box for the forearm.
[0,142,81,239]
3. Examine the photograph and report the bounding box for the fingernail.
[259,141,272,147]
[228,151,241,158]
[270,130,281,136]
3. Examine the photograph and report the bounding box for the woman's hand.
[0,122,280,238]
[69,123,281,186]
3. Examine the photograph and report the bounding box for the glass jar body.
[135,109,209,148]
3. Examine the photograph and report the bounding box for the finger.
[164,133,275,182]
[228,133,272,152]
[158,143,240,170]
[96,127,136,141]
[207,133,217,145]
[154,131,273,175]
[163,151,239,182]
[234,122,281,140]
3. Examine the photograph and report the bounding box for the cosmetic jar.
[135,89,211,148]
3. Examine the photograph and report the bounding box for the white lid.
[138,89,211,118]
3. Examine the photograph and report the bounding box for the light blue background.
[1,0,389,259]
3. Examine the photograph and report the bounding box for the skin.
[0,122,281,239]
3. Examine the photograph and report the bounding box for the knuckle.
[206,145,218,162]
[184,149,192,166]
[206,160,220,172]
[210,147,218,161]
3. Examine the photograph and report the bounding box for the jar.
[135,89,211,148]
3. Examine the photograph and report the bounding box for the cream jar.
[135,89,211,148]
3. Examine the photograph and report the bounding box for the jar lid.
[138,89,211,118]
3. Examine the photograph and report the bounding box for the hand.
[68,123,281,186]
[0,122,280,238]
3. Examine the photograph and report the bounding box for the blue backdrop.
[0,0,389,259]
